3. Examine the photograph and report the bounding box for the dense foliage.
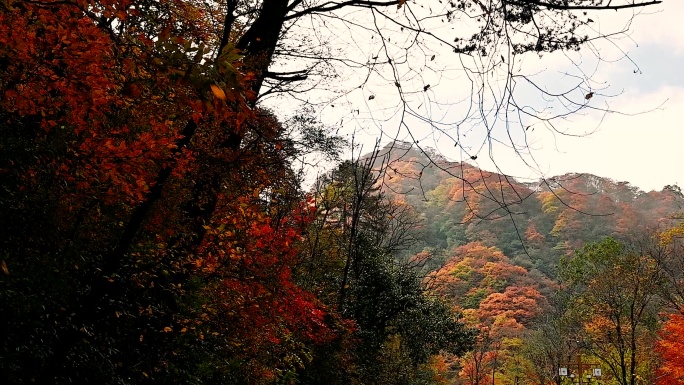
[0,0,669,384]
[373,143,684,385]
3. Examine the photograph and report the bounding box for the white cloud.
[428,3,684,192]
[628,1,684,54]
[469,85,684,192]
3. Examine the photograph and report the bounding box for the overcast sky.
[425,0,684,192]
[473,1,684,192]
[268,1,683,193]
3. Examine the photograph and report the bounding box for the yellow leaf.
[1,260,8,275]
[210,84,226,100]
[163,326,173,333]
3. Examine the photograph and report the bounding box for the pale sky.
[473,1,684,192]
[267,1,683,193]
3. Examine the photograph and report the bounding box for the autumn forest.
[1,1,681,385]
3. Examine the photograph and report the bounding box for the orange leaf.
[210,84,226,100]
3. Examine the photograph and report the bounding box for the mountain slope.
[371,142,684,276]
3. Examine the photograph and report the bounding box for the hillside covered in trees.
[364,141,684,385]
[372,142,684,273]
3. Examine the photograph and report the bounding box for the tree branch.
[504,0,662,11]
[285,0,400,21]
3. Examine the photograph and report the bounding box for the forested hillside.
[367,141,684,385]
[373,142,683,274]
